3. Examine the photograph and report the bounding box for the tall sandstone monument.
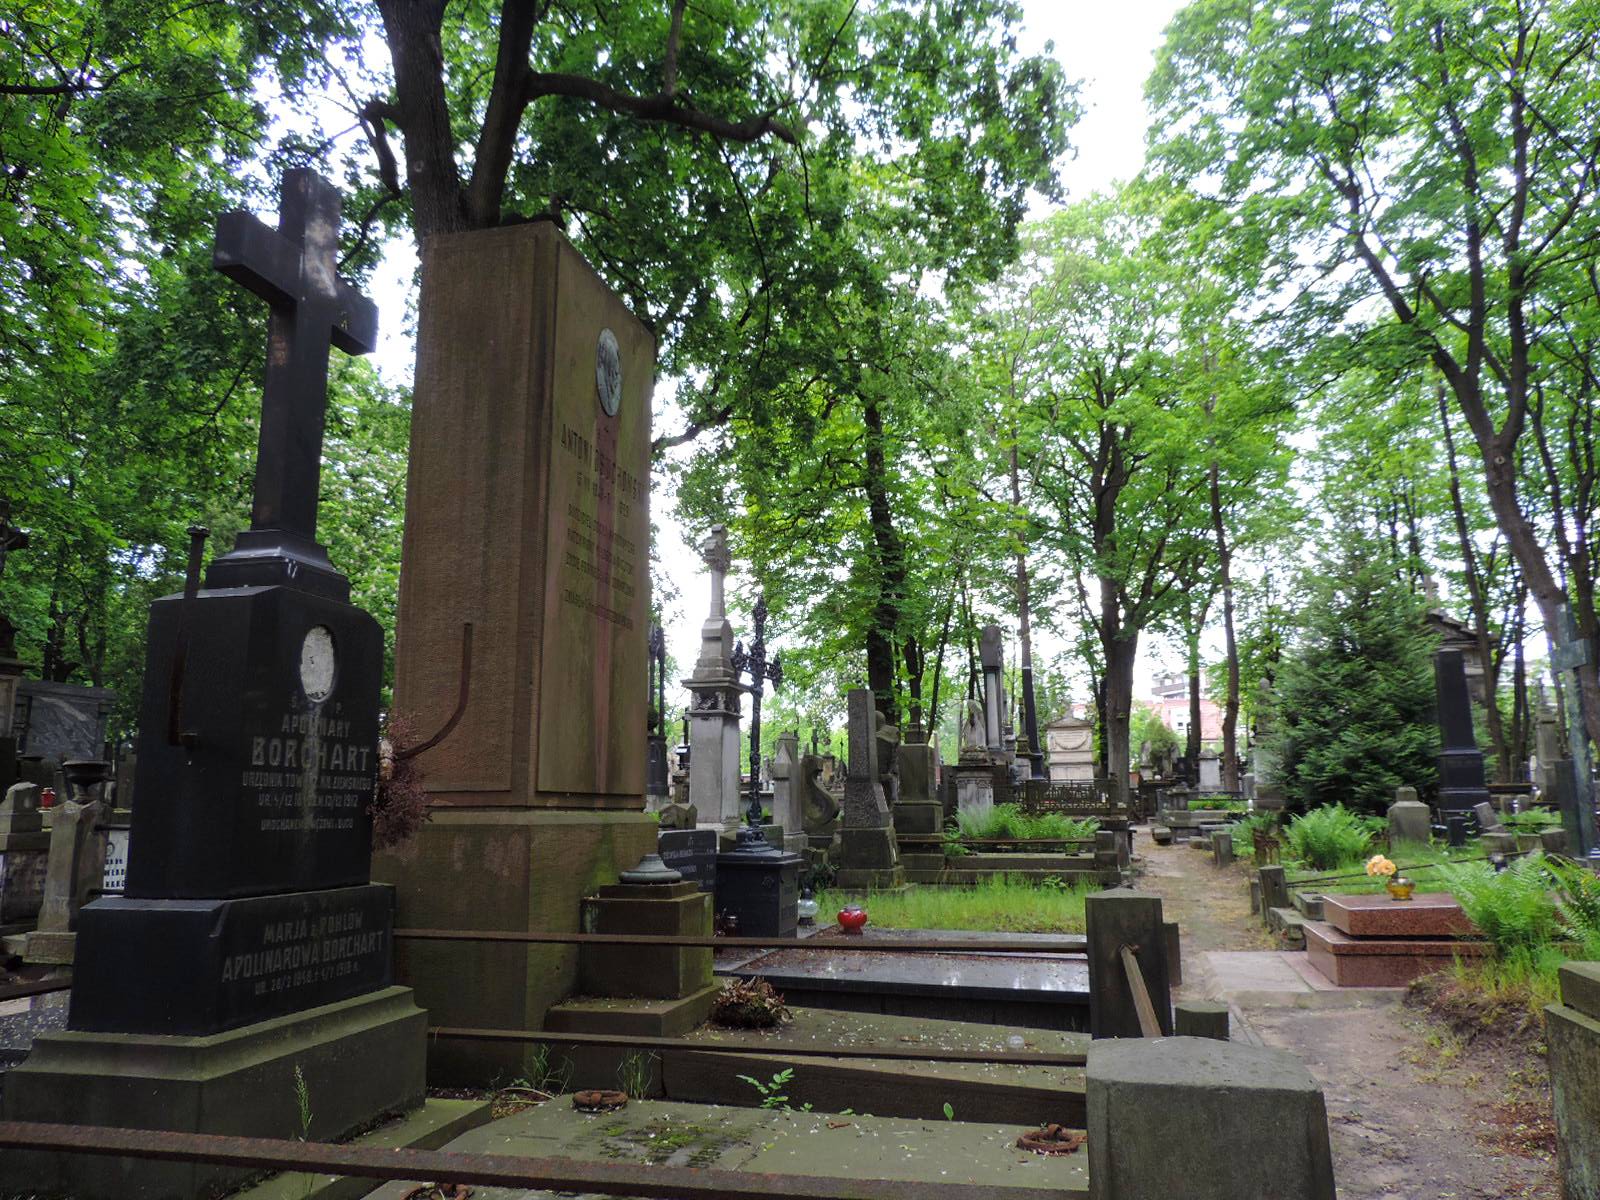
[380,222,655,1082]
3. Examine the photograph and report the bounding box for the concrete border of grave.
[1086,1037,1336,1199]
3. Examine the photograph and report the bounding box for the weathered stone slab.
[1086,1037,1334,1200]
[1323,892,1474,938]
[392,222,653,809]
[1547,993,1600,1199]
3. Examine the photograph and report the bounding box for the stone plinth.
[1549,962,1600,1199]
[378,808,656,1085]
[1323,892,1473,938]
[1086,1037,1335,1200]
[954,764,995,824]
[0,987,425,1200]
[579,880,712,1000]
[1304,921,1489,986]
[835,689,902,888]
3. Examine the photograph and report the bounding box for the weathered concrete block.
[1541,827,1571,855]
[1174,1001,1229,1040]
[1387,798,1432,844]
[1087,1037,1335,1200]
[1085,892,1170,1039]
[1259,864,1289,917]
[1548,964,1600,1200]
[1211,829,1234,866]
[1163,921,1181,988]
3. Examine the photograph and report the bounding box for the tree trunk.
[375,0,469,238]
[1102,629,1137,806]
[861,397,906,719]
[1208,460,1240,790]
[1438,385,1510,775]
[1009,438,1041,775]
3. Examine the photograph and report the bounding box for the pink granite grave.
[1304,918,1489,987]
[1322,892,1476,938]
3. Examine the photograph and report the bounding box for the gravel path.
[1135,831,1558,1200]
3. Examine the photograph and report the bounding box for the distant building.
[1150,673,1222,743]
[1044,712,1097,782]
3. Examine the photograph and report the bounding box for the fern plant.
[1442,855,1559,958]
[1283,804,1377,870]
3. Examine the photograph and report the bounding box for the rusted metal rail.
[426,1025,1088,1067]
[0,1121,1067,1200]
[895,836,1097,847]
[1118,945,1163,1038]
[392,929,1088,955]
[0,977,71,1004]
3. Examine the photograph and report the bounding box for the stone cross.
[213,169,377,539]
[701,525,732,617]
[1550,605,1597,855]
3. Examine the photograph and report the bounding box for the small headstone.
[656,799,697,830]
[0,781,42,834]
[1387,791,1432,844]
[1473,801,1502,833]
[1211,829,1234,866]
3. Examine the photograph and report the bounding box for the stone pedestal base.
[954,766,995,824]
[579,880,712,1000]
[891,800,943,836]
[0,986,426,1200]
[20,927,73,965]
[374,807,657,1086]
[1548,963,1600,1199]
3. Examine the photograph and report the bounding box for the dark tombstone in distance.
[1434,648,1490,816]
[0,170,424,1200]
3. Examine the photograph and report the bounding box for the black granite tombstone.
[658,827,717,893]
[714,830,801,939]
[70,167,390,1033]
[1434,649,1490,815]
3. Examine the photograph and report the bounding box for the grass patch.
[816,875,1090,933]
[949,803,1099,843]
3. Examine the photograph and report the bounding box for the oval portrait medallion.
[595,328,622,417]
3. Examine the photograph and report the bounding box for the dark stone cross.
[209,169,377,595]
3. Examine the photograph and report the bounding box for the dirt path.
[1134,832,1558,1200]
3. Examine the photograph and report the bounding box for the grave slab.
[1304,920,1488,987]
[359,1098,1089,1199]
[1322,891,1474,938]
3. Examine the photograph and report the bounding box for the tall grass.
[1283,804,1380,870]
[815,875,1089,933]
[951,803,1099,842]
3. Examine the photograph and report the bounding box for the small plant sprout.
[942,1102,955,1120]
[736,1067,812,1112]
[617,1051,657,1099]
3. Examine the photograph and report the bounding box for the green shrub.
[1283,804,1379,870]
[1441,855,1560,958]
[1232,810,1279,858]
[951,804,1098,842]
[1503,809,1561,832]
[1190,798,1248,811]
[1548,856,1600,955]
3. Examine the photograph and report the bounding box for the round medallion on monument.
[595,327,622,417]
[298,624,337,702]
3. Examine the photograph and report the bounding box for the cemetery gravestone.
[658,826,718,893]
[1387,786,1432,844]
[378,219,657,1085]
[0,170,425,1200]
[683,525,744,831]
[980,625,1006,752]
[770,729,807,854]
[1434,648,1490,815]
[0,782,47,931]
[834,688,905,889]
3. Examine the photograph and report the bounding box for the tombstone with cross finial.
[75,167,392,1021]
[0,170,423,1200]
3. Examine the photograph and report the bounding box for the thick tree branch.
[466,0,545,227]
[523,71,798,145]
